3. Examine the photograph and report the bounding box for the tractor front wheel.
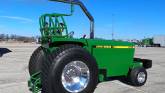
[129,67,147,86]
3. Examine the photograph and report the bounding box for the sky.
[0,0,165,40]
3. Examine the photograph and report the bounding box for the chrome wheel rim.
[61,61,90,92]
[137,72,146,83]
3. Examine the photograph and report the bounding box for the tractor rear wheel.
[41,44,98,93]
[28,46,44,76]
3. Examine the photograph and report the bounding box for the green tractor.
[28,0,152,93]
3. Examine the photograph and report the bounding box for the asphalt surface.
[0,43,165,93]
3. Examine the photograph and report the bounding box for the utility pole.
[112,14,115,40]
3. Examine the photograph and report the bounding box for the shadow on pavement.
[102,76,133,86]
[0,48,12,57]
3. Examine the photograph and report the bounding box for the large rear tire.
[41,45,98,93]
[29,46,44,76]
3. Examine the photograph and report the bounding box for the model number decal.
[96,46,135,49]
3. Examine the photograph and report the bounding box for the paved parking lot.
[0,43,165,93]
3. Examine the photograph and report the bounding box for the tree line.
[0,34,37,43]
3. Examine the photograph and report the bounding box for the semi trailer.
[142,35,165,47]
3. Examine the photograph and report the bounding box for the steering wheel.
[68,31,74,38]
[82,34,86,39]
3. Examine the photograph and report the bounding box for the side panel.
[46,38,135,77]
[86,39,135,77]
[93,48,134,77]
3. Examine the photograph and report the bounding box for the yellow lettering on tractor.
[96,46,135,49]
[112,46,135,48]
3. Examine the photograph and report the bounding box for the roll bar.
[49,0,94,39]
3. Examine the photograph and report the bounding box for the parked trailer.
[142,35,165,47]
[153,35,165,47]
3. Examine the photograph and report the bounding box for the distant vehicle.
[142,35,165,47]
[153,35,165,47]
[0,48,12,57]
